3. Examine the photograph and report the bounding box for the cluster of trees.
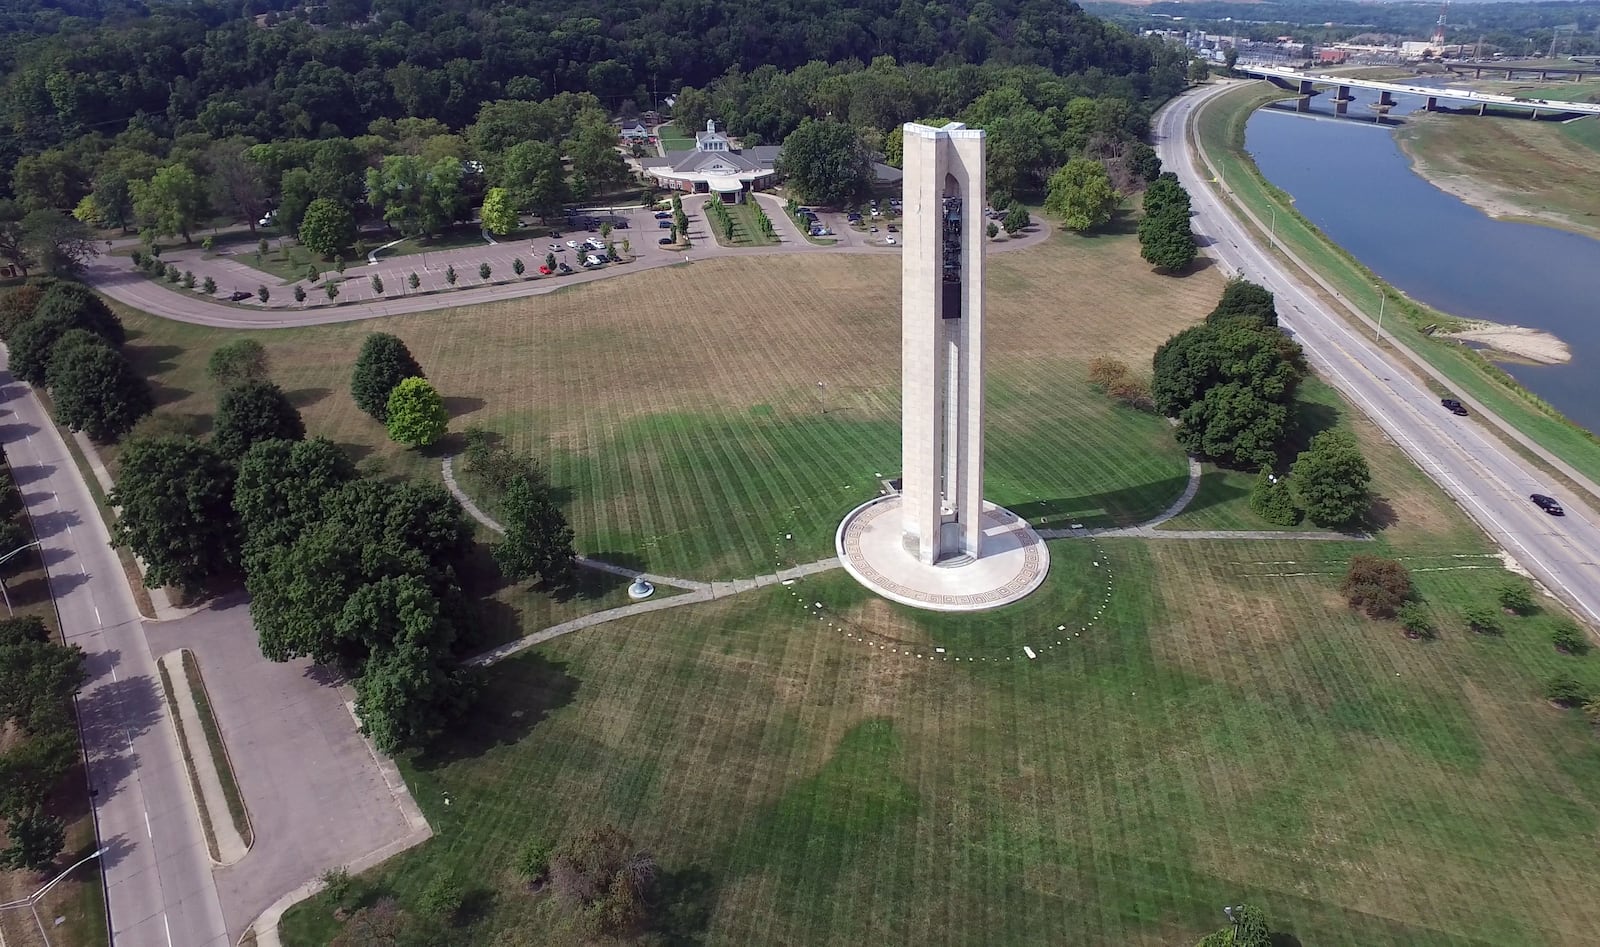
[0,280,148,443]
[1138,172,1196,271]
[1155,279,1374,527]
[463,430,577,590]
[351,333,448,448]
[0,609,85,873]
[1152,280,1306,469]
[0,202,99,276]
[1045,156,1126,232]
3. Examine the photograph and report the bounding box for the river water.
[1243,84,1600,432]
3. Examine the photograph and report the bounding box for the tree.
[495,472,576,586]
[0,730,75,820]
[385,377,448,447]
[498,141,568,219]
[1397,601,1435,639]
[549,825,659,936]
[213,381,306,459]
[21,210,98,275]
[545,252,557,272]
[206,139,269,232]
[1207,278,1278,328]
[10,311,91,386]
[1225,48,1240,73]
[108,437,239,595]
[566,112,634,198]
[1002,204,1030,236]
[1143,173,1191,219]
[365,155,464,238]
[183,271,195,289]
[233,437,357,566]
[1290,429,1371,528]
[1547,675,1588,708]
[778,120,874,207]
[45,331,153,442]
[208,339,269,387]
[1175,382,1289,469]
[325,282,339,302]
[1249,466,1300,525]
[419,875,465,921]
[987,221,999,239]
[478,261,491,280]
[480,187,518,235]
[298,198,356,259]
[1496,582,1535,615]
[0,633,85,736]
[0,284,46,339]
[407,272,420,291]
[512,257,525,276]
[1137,206,1195,271]
[1189,58,1211,84]
[445,265,457,286]
[1044,157,1120,232]
[1552,621,1590,656]
[26,281,124,345]
[293,285,306,304]
[89,171,136,233]
[131,164,207,243]
[257,285,270,304]
[1152,319,1302,420]
[203,277,217,296]
[1464,604,1502,636]
[1341,554,1412,619]
[351,333,424,421]
[0,809,65,872]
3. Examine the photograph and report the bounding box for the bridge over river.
[1235,64,1600,121]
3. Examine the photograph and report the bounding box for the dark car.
[549,229,561,238]
[654,211,671,219]
[229,290,254,302]
[1530,493,1565,516]
[1441,398,1468,416]
[658,236,673,245]
[659,220,673,228]
[614,219,628,229]
[557,262,573,274]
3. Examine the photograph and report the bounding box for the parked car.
[659,220,673,229]
[614,219,629,229]
[549,229,561,238]
[547,243,563,253]
[885,236,897,245]
[1530,493,1565,516]
[558,262,573,274]
[654,211,671,219]
[539,265,553,275]
[1440,398,1468,416]
[868,226,878,233]
[886,223,897,232]
[566,239,582,249]
[228,290,254,302]
[658,236,674,245]
[584,253,606,267]
[586,238,606,251]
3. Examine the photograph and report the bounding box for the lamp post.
[1374,283,1387,342]
[0,540,42,615]
[0,846,107,947]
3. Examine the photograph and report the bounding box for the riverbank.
[1394,106,1600,242]
[1440,321,1571,365]
[1193,79,1600,490]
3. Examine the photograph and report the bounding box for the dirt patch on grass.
[1144,543,1310,676]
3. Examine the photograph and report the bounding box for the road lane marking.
[144,810,152,838]
[163,912,173,947]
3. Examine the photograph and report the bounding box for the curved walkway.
[82,193,1055,329]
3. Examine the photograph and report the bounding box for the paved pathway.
[82,195,1054,329]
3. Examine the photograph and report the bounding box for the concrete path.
[157,650,250,865]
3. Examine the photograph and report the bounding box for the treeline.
[0,0,1191,183]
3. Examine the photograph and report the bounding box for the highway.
[0,354,228,947]
[1155,81,1600,628]
[1236,64,1600,116]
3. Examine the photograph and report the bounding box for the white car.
[584,253,606,267]
[586,238,606,251]
[566,239,582,250]
[885,237,897,245]
[547,243,563,253]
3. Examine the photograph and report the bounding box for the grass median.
[1193,80,1600,490]
[180,650,254,850]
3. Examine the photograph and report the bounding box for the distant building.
[1317,48,1348,64]
[619,121,650,142]
[641,120,781,203]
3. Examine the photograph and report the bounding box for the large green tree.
[207,338,270,387]
[0,729,75,820]
[233,437,356,569]
[497,140,567,218]
[213,381,306,459]
[21,209,98,275]
[131,163,207,243]
[1175,381,1290,469]
[1291,429,1372,528]
[0,633,85,736]
[45,329,153,442]
[351,332,424,421]
[1137,205,1195,271]
[565,111,633,199]
[0,808,65,871]
[108,437,239,595]
[1206,278,1278,328]
[778,119,874,207]
[298,198,356,259]
[1044,157,1120,232]
[365,155,465,238]
[494,472,576,587]
[479,187,518,235]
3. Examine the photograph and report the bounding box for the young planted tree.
[351,333,425,421]
[1248,466,1300,526]
[445,265,457,286]
[371,274,384,295]
[385,377,448,447]
[479,261,491,281]
[512,257,525,276]
[257,285,269,304]
[1002,204,1030,235]
[182,271,195,289]
[545,252,556,272]
[1496,582,1535,615]
[212,381,306,458]
[324,281,339,302]
[293,285,306,304]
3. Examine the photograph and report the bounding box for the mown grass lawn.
[281,530,1600,946]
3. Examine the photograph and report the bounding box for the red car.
[539,265,553,275]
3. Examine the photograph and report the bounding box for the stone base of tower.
[835,495,1050,612]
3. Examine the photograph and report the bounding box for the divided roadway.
[1155,81,1600,627]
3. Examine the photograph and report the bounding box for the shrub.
[1463,604,1502,635]
[418,875,464,920]
[202,276,216,295]
[1397,601,1435,640]
[1106,379,1154,412]
[1552,621,1590,656]
[445,265,457,286]
[1087,357,1130,391]
[1496,582,1535,615]
[1546,675,1588,707]
[182,271,195,289]
[164,263,180,282]
[479,262,491,280]
[1249,466,1300,526]
[1340,554,1411,619]
[130,249,144,268]
[987,221,999,238]
[320,866,354,907]
[516,837,553,881]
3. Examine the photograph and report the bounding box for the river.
[1243,83,1600,433]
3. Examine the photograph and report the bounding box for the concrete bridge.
[1443,62,1596,81]
[1235,64,1600,121]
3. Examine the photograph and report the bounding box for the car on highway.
[228,290,253,301]
[1441,398,1468,416]
[1530,493,1565,516]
